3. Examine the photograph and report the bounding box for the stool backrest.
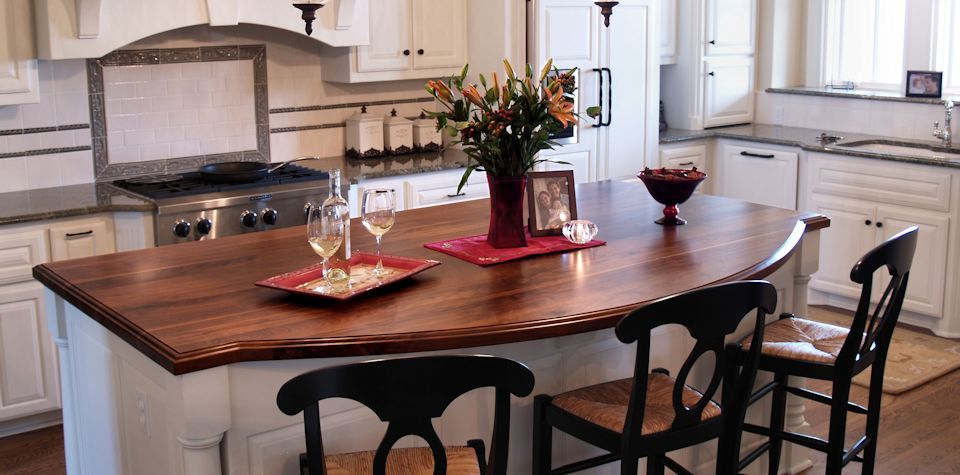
[615,281,777,443]
[276,355,535,475]
[841,226,918,373]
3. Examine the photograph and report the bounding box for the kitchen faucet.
[933,100,955,146]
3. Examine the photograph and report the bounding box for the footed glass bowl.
[637,168,708,225]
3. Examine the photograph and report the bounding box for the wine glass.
[361,188,396,277]
[306,203,345,290]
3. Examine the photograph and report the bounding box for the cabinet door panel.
[875,208,949,318]
[412,0,467,70]
[540,150,592,184]
[49,218,115,262]
[0,284,59,421]
[0,0,39,105]
[718,144,797,209]
[704,0,756,55]
[659,0,677,64]
[808,197,876,299]
[357,0,412,73]
[703,57,754,128]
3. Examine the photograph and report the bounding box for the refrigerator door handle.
[592,68,604,127]
[602,67,612,126]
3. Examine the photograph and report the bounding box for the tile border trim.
[89,44,270,181]
[0,124,91,136]
[269,97,435,114]
[0,145,93,160]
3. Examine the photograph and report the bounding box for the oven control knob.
[241,210,258,228]
[262,208,279,225]
[173,220,191,238]
[196,218,213,235]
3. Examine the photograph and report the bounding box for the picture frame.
[905,71,943,98]
[527,171,578,237]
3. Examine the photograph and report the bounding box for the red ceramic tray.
[255,252,441,301]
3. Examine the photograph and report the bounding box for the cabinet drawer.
[406,175,489,209]
[48,217,115,262]
[808,154,952,212]
[718,143,797,209]
[0,230,48,285]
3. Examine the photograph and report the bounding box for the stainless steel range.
[112,165,330,246]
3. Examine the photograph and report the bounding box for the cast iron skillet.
[198,156,320,184]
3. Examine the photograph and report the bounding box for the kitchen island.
[35,180,828,475]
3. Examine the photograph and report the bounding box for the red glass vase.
[486,173,528,248]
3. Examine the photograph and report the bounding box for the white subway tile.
[25,154,62,188]
[299,129,324,156]
[150,64,182,81]
[74,129,92,147]
[197,77,226,93]
[228,135,257,151]
[107,146,141,164]
[0,136,6,153]
[121,98,151,114]
[171,140,201,157]
[124,129,155,146]
[242,120,257,136]
[183,124,214,141]
[228,106,255,122]
[6,133,43,154]
[138,112,169,129]
[180,93,213,110]
[213,121,243,138]
[167,79,198,95]
[197,108,231,124]
[268,132,299,162]
[101,67,120,86]
[211,91,238,108]
[52,60,88,93]
[107,82,138,99]
[320,128,345,157]
[140,143,171,161]
[267,76,296,109]
[118,65,152,82]
[54,93,90,124]
[0,105,22,130]
[0,157,29,193]
[136,81,168,98]
[107,114,140,132]
[155,126,185,143]
[21,95,56,128]
[37,61,55,95]
[168,110,199,126]
[59,151,95,185]
[105,99,123,116]
[210,61,239,78]
[225,74,252,93]
[41,130,76,149]
[151,95,184,112]
[107,131,123,148]
[180,62,212,80]
[199,138,229,155]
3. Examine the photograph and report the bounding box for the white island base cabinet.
[44,235,821,475]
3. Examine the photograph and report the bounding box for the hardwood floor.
[0,424,65,475]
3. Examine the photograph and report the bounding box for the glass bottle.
[321,169,351,286]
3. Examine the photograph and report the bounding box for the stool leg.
[767,371,788,475]
[532,395,553,475]
[825,379,852,474]
[862,357,888,475]
[643,454,663,475]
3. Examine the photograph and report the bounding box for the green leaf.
[585,106,602,118]
[479,73,487,88]
[457,165,477,193]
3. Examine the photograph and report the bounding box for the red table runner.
[424,232,605,266]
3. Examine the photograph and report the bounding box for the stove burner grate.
[113,165,329,200]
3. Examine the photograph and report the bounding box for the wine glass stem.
[375,235,384,273]
[321,257,330,282]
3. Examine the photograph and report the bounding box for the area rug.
[806,306,960,395]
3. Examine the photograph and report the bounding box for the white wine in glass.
[306,203,345,290]
[361,188,396,277]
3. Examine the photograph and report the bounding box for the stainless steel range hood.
[34,0,370,60]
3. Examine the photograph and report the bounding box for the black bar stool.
[277,354,535,475]
[532,280,778,475]
[736,226,918,474]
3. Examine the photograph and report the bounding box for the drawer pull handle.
[678,161,695,166]
[740,151,775,159]
[65,230,94,239]
[446,192,466,198]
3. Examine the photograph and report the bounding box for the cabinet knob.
[417,49,425,55]
[876,222,883,228]
[403,49,411,56]
[709,40,716,45]
[708,71,715,77]
[865,219,872,226]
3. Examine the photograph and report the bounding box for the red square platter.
[255,252,441,301]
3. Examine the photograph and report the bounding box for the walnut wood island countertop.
[34,180,829,375]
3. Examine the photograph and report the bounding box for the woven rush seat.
[550,372,722,435]
[323,446,480,475]
[741,317,850,364]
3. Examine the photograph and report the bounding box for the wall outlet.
[136,390,151,437]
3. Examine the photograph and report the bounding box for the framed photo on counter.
[905,71,943,98]
[527,171,577,236]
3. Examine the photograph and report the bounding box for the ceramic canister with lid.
[413,112,442,152]
[345,106,384,158]
[383,109,413,155]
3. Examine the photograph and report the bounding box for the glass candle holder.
[562,220,599,244]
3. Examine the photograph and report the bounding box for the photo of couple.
[529,173,576,233]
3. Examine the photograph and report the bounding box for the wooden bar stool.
[532,280,778,475]
[736,226,918,474]
[276,354,535,475]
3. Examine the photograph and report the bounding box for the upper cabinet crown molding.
[34,0,370,60]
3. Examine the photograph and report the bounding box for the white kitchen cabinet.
[659,143,710,193]
[322,0,467,83]
[704,0,757,56]
[404,168,488,209]
[0,283,59,423]
[0,0,39,106]
[716,142,797,209]
[659,0,677,64]
[529,0,659,181]
[702,56,755,128]
[876,208,950,319]
[539,150,593,184]
[49,217,116,262]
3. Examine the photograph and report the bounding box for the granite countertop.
[297,148,471,183]
[660,124,960,169]
[0,184,155,226]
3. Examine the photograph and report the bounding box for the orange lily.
[545,86,576,128]
[462,85,486,108]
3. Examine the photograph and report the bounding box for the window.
[936,0,960,94]
[822,0,907,90]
